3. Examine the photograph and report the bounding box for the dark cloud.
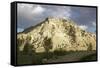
[17,3,97,33]
[69,7,96,32]
[70,7,96,25]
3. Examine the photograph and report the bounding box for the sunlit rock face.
[17,17,96,53]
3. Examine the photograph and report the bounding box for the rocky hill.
[17,17,96,53]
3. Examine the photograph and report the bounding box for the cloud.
[44,6,71,18]
[70,7,96,26]
[18,3,45,19]
[17,28,24,32]
[79,25,88,30]
[17,4,71,29]
[17,3,96,33]
[92,21,96,26]
[32,5,45,14]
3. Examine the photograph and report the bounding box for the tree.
[87,43,92,51]
[43,37,52,52]
[68,25,76,43]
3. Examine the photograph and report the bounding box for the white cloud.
[18,3,45,19]
[50,6,71,18]
[18,3,71,20]
[32,5,45,14]
[79,25,88,30]
[92,22,96,26]
[17,28,24,32]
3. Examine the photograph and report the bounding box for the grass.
[17,50,97,65]
[80,53,97,61]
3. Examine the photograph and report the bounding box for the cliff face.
[17,17,96,53]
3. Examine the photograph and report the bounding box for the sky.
[17,3,97,33]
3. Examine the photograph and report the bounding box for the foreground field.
[17,50,97,65]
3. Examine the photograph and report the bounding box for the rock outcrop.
[17,17,96,53]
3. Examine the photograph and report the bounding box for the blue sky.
[17,3,97,33]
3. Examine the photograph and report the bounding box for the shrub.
[53,49,67,56]
[87,43,92,51]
